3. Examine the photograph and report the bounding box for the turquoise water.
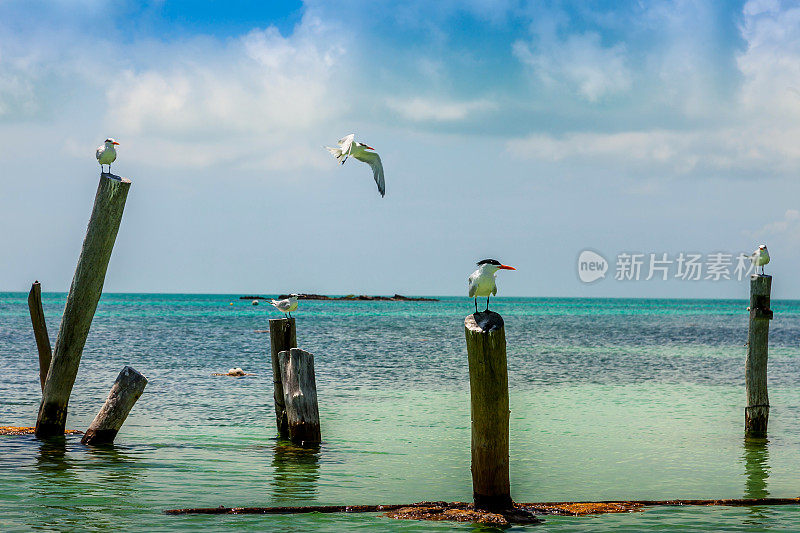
[2,294,800,531]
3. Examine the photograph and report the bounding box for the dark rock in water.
[272,293,439,302]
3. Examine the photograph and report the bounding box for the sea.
[2,293,800,531]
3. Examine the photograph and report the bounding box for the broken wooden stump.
[465,311,511,511]
[269,318,296,437]
[277,348,321,446]
[36,173,131,438]
[27,281,52,392]
[746,274,772,438]
[81,366,147,445]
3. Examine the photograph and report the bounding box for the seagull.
[468,259,516,313]
[325,133,385,197]
[748,244,770,275]
[271,294,299,318]
[96,138,119,174]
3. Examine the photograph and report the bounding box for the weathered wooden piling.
[82,366,147,445]
[465,311,511,511]
[277,348,321,446]
[35,173,131,438]
[745,274,773,438]
[27,281,52,392]
[269,318,296,436]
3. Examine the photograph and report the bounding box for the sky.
[1,0,800,298]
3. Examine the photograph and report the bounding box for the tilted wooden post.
[36,174,131,438]
[277,348,321,446]
[746,274,773,438]
[465,311,512,511]
[269,318,296,437]
[82,366,147,445]
[28,281,52,392]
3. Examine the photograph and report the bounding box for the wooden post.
[745,274,773,438]
[28,281,52,392]
[277,348,321,446]
[465,311,511,511]
[35,173,131,438]
[82,366,147,445]
[269,318,296,437]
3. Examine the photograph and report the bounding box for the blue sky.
[1,0,800,298]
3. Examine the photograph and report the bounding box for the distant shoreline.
[240,293,440,302]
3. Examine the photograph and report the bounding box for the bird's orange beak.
[499,265,516,270]
[112,141,120,145]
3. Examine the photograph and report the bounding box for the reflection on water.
[742,437,771,526]
[743,438,770,499]
[270,439,320,501]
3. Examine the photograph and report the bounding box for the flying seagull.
[748,244,770,275]
[271,294,299,318]
[96,138,119,173]
[468,259,516,313]
[326,133,385,197]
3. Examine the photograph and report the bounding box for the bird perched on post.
[96,138,119,174]
[748,244,770,275]
[325,133,385,197]
[270,294,299,318]
[468,259,516,313]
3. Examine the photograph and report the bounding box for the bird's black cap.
[477,259,502,266]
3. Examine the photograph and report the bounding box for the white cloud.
[386,97,494,122]
[748,209,800,243]
[513,31,631,102]
[107,18,347,140]
[507,2,800,181]
[737,0,800,121]
[0,13,351,171]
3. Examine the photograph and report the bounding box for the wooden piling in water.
[465,311,512,511]
[269,318,296,437]
[35,173,131,438]
[27,281,52,392]
[745,274,773,438]
[277,348,321,446]
[82,366,147,445]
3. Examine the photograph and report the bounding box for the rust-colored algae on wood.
[386,502,541,525]
[166,498,800,519]
[526,501,645,515]
[1,426,82,436]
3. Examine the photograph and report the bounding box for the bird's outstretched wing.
[352,150,385,197]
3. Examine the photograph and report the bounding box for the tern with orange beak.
[468,259,516,313]
[96,138,120,174]
[325,133,385,197]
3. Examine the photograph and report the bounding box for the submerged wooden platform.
[0,426,82,436]
[165,497,800,525]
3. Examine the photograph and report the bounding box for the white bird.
[325,133,385,197]
[271,294,299,318]
[468,259,516,313]
[749,244,770,275]
[227,367,245,377]
[96,138,119,174]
